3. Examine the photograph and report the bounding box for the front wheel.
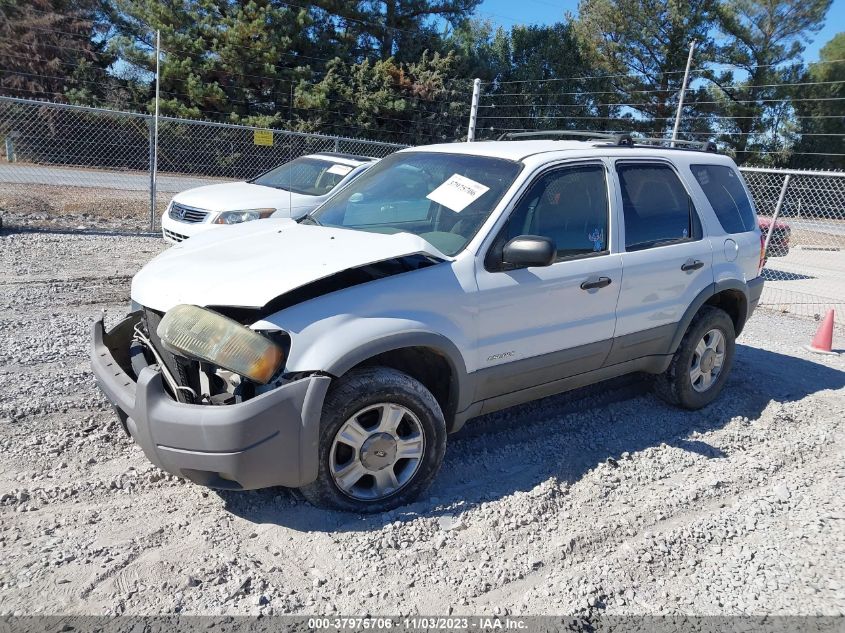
[299,366,447,512]
[654,305,736,410]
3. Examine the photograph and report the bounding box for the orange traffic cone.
[806,309,837,355]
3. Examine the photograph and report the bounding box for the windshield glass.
[309,152,522,256]
[252,157,359,195]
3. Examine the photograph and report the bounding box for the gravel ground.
[0,185,164,233]
[0,229,843,618]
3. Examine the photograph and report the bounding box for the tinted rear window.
[690,164,757,233]
[617,163,700,251]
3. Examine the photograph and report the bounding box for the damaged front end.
[137,306,291,406]
[91,310,330,490]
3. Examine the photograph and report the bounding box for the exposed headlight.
[213,208,275,225]
[157,304,284,384]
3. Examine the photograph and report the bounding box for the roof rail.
[497,130,633,146]
[496,129,717,153]
[628,137,718,153]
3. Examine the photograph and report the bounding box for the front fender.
[261,312,475,416]
[321,328,469,380]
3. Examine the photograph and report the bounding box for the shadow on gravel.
[219,344,844,533]
[761,268,815,281]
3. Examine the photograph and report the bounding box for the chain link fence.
[0,96,407,232]
[740,167,845,326]
[1,96,842,327]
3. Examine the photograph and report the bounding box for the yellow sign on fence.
[253,129,273,146]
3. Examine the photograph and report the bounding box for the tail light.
[758,233,766,275]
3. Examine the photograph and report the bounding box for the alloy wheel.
[689,328,726,392]
[329,403,425,501]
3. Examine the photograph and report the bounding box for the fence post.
[148,119,156,231]
[467,78,481,142]
[149,29,161,232]
[763,174,791,257]
[671,40,696,146]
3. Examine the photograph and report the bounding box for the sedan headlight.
[213,208,275,225]
[157,304,284,384]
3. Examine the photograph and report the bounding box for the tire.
[654,305,736,410]
[299,366,447,513]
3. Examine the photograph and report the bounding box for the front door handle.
[580,276,612,290]
[681,259,705,272]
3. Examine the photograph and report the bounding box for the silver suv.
[92,133,765,512]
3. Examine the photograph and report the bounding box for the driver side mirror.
[502,235,556,268]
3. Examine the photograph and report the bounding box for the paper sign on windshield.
[327,164,353,176]
[426,174,490,213]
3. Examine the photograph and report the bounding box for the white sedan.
[161,153,377,244]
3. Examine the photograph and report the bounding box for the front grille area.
[169,202,210,224]
[163,228,188,242]
[143,308,199,403]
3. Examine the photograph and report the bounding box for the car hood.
[132,219,448,313]
[172,182,319,217]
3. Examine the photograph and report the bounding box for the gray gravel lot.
[0,229,843,617]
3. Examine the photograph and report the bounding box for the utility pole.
[671,40,696,147]
[467,78,481,142]
[149,29,160,232]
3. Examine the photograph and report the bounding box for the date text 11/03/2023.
[307,616,528,630]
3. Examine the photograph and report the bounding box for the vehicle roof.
[400,140,736,167]
[308,152,377,166]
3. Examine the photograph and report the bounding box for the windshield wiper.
[299,215,321,226]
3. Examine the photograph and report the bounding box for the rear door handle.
[580,276,612,290]
[681,259,704,272]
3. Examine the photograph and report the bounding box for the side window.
[690,164,757,233]
[500,164,609,260]
[616,163,701,251]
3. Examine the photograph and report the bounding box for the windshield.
[309,152,522,256]
[252,157,360,196]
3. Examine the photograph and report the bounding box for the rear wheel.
[654,306,736,410]
[299,366,447,512]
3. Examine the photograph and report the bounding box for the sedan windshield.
[309,152,522,256]
[252,157,360,196]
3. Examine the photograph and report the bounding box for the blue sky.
[475,0,845,63]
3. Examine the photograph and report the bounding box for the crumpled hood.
[132,219,447,312]
[172,181,319,217]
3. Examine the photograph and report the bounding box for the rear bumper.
[747,276,764,316]
[91,313,331,490]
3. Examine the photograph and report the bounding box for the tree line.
[0,0,842,167]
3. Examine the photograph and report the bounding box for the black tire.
[299,366,447,513]
[654,305,736,410]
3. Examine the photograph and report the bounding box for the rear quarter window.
[690,164,757,233]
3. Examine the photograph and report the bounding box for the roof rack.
[496,129,717,153]
[632,137,718,153]
[496,130,634,145]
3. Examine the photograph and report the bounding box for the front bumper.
[91,313,331,490]
[160,213,218,244]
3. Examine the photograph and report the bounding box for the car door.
[473,161,622,402]
[608,160,715,363]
